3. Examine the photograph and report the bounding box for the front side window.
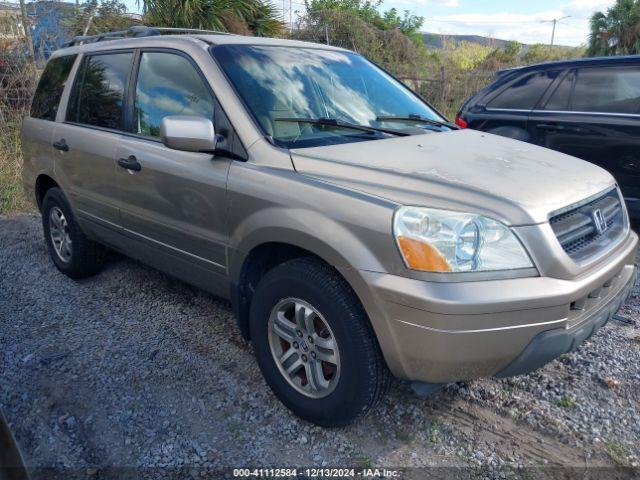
[212,45,445,148]
[31,54,77,121]
[67,52,132,130]
[572,66,640,114]
[487,70,559,110]
[134,52,214,138]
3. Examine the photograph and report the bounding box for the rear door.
[529,64,640,212]
[473,70,560,141]
[54,51,134,230]
[115,49,233,291]
[22,54,77,201]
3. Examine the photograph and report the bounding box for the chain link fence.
[1,1,36,212]
[399,69,495,118]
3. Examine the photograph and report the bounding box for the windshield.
[211,45,446,148]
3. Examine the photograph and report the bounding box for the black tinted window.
[487,70,559,110]
[31,55,77,120]
[544,71,574,111]
[68,53,132,129]
[572,66,640,114]
[134,52,213,138]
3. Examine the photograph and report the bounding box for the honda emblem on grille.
[592,208,607,234]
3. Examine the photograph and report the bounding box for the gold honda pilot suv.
[21,27,638,426]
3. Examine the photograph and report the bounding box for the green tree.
[298,7,428,76]
[588,0,640,56]
[381,8,424,43]
[524,43,586,64]
[306,0,382,24]
[141,0,283,37]
[305,0,424,44]
[442,40,492,71]
[66,0,140,36]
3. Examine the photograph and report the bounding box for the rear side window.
[30,55,77,121]
[67,52,133,130]
[572,66,640,114]
[134,52,214,138]
[487,70,559,110]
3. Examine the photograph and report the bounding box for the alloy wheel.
[267,298,341,398]
[49,206,72,263]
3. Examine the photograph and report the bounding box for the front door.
[115,50,232,292]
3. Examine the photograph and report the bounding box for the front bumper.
[359,231,638,383]
[496,265,636,378]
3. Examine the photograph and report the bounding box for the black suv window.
[134,52,214,138]
[68,52,133,130]
[544,70,574,111]
[31,55,77,121]
[487,70,559,110]
[572,66,640,114]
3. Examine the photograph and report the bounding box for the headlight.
[393,207,533,273]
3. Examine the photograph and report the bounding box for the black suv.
[456,55,640,218]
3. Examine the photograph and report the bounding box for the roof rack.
[63,25,233,47]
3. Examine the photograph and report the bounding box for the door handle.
[53,139,69,152]
[536,123,566,132]
[117,155,142,172]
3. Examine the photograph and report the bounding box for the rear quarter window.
[487,70,559,110]
[30,55,77,121]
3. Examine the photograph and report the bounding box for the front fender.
[228,206,389,281]
[227,206,408,379]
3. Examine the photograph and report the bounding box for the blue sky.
[123,0,616,46]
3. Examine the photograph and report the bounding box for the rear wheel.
[42,188,105,279]
[249,257,390,426]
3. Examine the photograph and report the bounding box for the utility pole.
[18,0,35,60]
[282,0,293,32]
[540,16,571,49]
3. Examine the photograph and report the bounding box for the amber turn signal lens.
[397,236,452,272]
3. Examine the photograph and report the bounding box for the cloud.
[566,0,613,11]
[394,0,460,7]
[421,0,617,46]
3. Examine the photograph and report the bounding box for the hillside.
[422,33,572,51]
[422,33,520,49]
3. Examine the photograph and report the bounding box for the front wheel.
[249,257,390,427]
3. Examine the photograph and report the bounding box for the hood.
[290,129,615,225]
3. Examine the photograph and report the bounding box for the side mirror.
[160,115,216,152]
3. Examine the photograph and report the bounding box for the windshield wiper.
[376,114,460,130]
[274,117,410,137]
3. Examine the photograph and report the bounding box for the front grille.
[550,188,626,262]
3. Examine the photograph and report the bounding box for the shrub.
[0,46,36,215]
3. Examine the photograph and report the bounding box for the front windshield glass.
[212,45,446,148]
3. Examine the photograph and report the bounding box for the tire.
[41,187,104,279]
[249,257,390,427]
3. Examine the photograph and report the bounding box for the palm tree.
[588,0,640,56]
[141,0,283,37]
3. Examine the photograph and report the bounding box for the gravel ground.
[1,213,640,479]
